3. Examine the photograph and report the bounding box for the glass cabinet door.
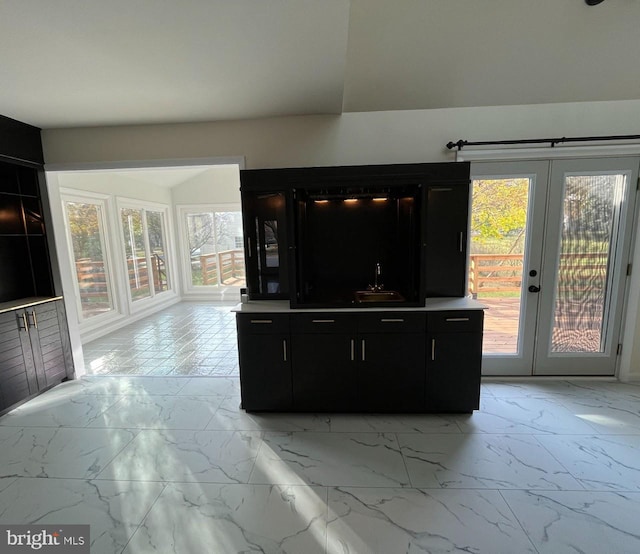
[243,191,289,298]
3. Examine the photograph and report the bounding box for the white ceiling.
[1,0,639,129]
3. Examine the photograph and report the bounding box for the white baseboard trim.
[81,295,182,344]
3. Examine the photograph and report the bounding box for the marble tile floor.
[2,376,640,553]
[82,302,240,377]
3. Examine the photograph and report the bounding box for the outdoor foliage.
[471,178,529,254]
[67,202,103,260]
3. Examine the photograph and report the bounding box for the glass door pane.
[470,178,530,354]
[185,212,217,286]
[121,208,151,301]
[550,174,624,353]
[535,157,638,375]
[146,210,170,293]
[213,211,245,286]
[469,160,549,376]
[65,201,114,320]
[184,210,245,288]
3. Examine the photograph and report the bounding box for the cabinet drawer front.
[237,314,289,334]
[427,311,483,333]
[357,312,426,334]
[291,313,356,334]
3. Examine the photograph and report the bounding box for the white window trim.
[176,203,244,300]
[59,188,123,334]
[116,197,179,313]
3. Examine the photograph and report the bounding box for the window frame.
[176,203,245,297]
[117,198,177,312]
[60,190,119,325]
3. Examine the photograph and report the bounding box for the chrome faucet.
[368,262,384,292]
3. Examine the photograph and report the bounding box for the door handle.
[27,311,38,329]
[16,312,28,331]
[528,285,541,293]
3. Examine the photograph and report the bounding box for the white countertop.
[0,296,64,315]
[232,297,486,313]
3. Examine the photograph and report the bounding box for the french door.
[470,157,639,376]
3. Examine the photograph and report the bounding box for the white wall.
[41,100,640,381]
[171,165,240,205]
[57,172,173,203]
[42,100,640,168]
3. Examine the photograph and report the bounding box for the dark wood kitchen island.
[234,297,484,413]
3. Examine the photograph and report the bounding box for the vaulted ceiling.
[1,0,638,129]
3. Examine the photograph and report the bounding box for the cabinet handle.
[283,339,287,362]
[312,319,335,323]
[16,312,28,331]
[250,319,273,324]
[247,237,252,258]
[27,311,38,329]
[446,317,470,322]
[381,318,404,323]
[458,232,464,253]
[362,339,366,361]
[350,339,355,361]
[431,338,436,361]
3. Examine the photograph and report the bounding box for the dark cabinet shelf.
[0,159,53,303]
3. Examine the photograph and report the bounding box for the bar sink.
[354,290,405,303]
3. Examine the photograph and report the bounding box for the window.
[63,198,115,321]
[181,208,245,289]
[120,206,171,301]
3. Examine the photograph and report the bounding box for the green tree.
[471,178,529,254]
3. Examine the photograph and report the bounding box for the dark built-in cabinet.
[236,309,482,413]
[0,299,73,412]
[236,161,482,414]
[0,115,74,414]
[240,163,471,307]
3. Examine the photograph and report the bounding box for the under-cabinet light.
[314,200,330,204]
[372,197,388,202]
[344,198,359,204]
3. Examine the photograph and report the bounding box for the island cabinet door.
[357,313,426,412]
[425,311,483,413]
[290,314,357,412]
[236,315,292,411]
[357,333,425,412]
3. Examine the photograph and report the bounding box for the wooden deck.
[481,296,603,354]
[480,297,521,354]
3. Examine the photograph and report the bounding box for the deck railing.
[198,249,245,285]
[468,252,609,296]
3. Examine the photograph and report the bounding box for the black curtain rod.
[446,134,640,151]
